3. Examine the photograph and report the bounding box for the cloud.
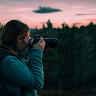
[73,22,82,25]
[89,9,96,11]
[40,22,46,24]
[75,13,95,16]
[33,6,62,14]
[71,6,83,9]
[84,19,96,21]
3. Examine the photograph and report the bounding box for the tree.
[0,22,4,38]
[30,21,96,90]
[46,19,52,29]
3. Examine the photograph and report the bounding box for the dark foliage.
[1,21,96,91]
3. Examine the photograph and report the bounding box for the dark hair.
[1,20,29,46]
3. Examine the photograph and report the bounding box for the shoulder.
[3,55,19,61]
[1,55,22,67]
[1,54,27,74]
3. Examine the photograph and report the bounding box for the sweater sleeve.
[1,48,44,90]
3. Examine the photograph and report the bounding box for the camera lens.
[44,38,58,49]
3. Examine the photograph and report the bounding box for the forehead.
[27,30,30,37]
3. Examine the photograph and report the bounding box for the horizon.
[29,21,96,30]
[0,0,96,29]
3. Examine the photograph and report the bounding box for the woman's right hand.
[32,37,46,51]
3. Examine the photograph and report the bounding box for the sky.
[0,0,96,29]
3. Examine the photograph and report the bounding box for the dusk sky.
[0,0,96,29]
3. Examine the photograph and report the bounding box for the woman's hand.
[32,37,46,51]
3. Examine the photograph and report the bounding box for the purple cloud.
[73,22,82,25]
[33,6,62,14]
[75,13,95,16]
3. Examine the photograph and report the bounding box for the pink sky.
[0,0,96,29]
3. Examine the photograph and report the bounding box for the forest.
[1,20,96,95]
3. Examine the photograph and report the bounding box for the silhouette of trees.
[0,22,4,38]
[31,20,96,90]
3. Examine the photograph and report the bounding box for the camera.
[28,35,58,49]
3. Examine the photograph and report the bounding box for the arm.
[1,48,44,90]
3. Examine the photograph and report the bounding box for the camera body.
[28,35,58,49]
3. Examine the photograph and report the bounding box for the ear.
[17,35,22,44]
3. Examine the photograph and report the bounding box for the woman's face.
[16,31,30,51]
[21,32,30,51]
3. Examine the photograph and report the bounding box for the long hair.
[1,20,29,46]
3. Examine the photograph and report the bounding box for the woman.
[0,20,46,96]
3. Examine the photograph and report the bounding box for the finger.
[38,37,44,43]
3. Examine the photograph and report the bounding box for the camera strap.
[0,44,21,60]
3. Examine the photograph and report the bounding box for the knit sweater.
[0,48,44,96]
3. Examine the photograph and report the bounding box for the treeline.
[30,20,96,91]
[1,20,96,91]
[0,22,4,38]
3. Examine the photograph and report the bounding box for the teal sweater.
[0,48,44,96]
